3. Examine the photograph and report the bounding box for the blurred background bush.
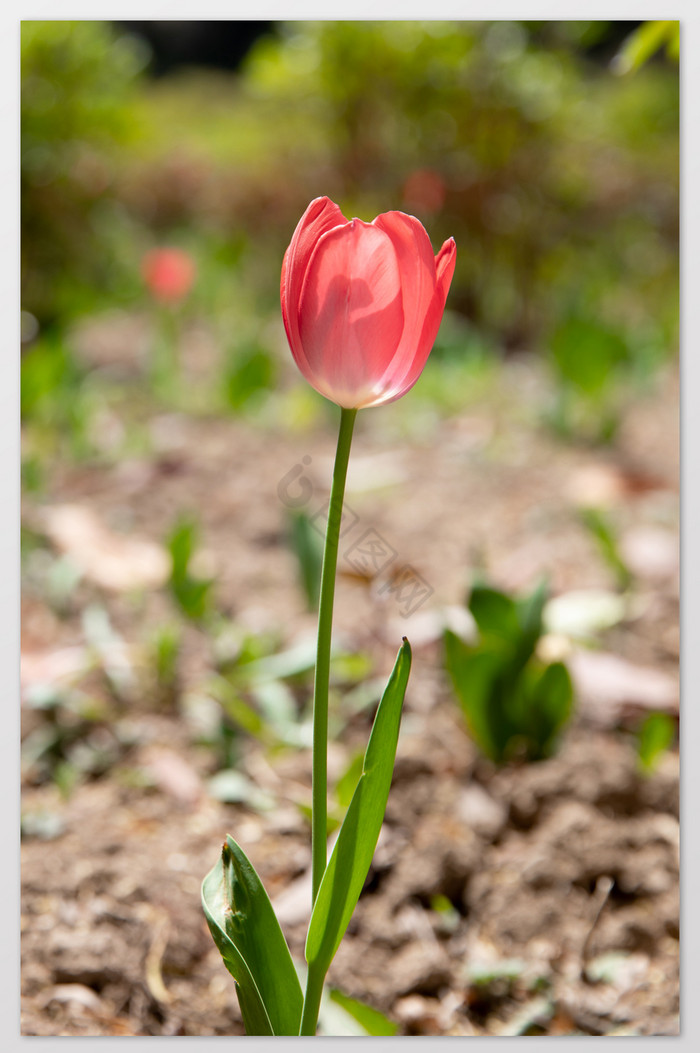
[22,20,678,446]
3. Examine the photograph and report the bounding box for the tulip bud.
[281,197,456,409]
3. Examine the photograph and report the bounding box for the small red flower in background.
[142,248,196,303]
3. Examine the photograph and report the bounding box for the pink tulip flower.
[281,196,456,409]
[142,247,196,304]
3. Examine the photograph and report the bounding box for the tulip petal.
[384,237,456,403]
[296,220,405,407]
[371,211,438,388]
[281,197,348,368]
[435,237,457,301]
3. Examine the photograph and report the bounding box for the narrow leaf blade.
[202,837,303,1035]
[512,577,548,670]
[327,989,398,1036]
[201,849,273,1036]
[305,639,412,972]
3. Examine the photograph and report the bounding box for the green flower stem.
[300,962,326,1037]
[310,406,357,907]
[152,305,180,402]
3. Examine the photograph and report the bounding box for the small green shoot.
[167,516,214,622]
[444,580,574,764]
[580,507,633,591]
[430,893,460,934]
[288,509,323,611]
[146,622,182,707]
[636,711,676,774]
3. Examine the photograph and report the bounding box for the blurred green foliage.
[579,507,633,591]
[444,580,574,763]
[223,341,278,412]
[287,509,324,611]
[636,711,676,773]
[21,19,678,450]
[238,21,677,367]
[22,681,124,794]
[199,629,375,772]
[547,314,632,441]
[21,332,94,461]
[21,331,78,420]
[167,516,215,622]
[146,622,182,707]
[22,21,148,324]
[614,21,679,74]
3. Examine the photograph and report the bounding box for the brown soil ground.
[21,344,679,1037]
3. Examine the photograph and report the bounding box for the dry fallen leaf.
[620,527,678,582]
[21,645,88,693]
[140,746,204,806]
[565,465,629,508]
[568,649,678,723]
[39,504,169,592]
[36,983,104,1012]
[566,463,673,508]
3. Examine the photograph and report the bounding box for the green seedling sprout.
[444,579,575,764]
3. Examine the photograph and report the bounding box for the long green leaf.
[616,20,678,74]
[305,639,411,973]
[201,836,303,1035]
[327,988,398,1036]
